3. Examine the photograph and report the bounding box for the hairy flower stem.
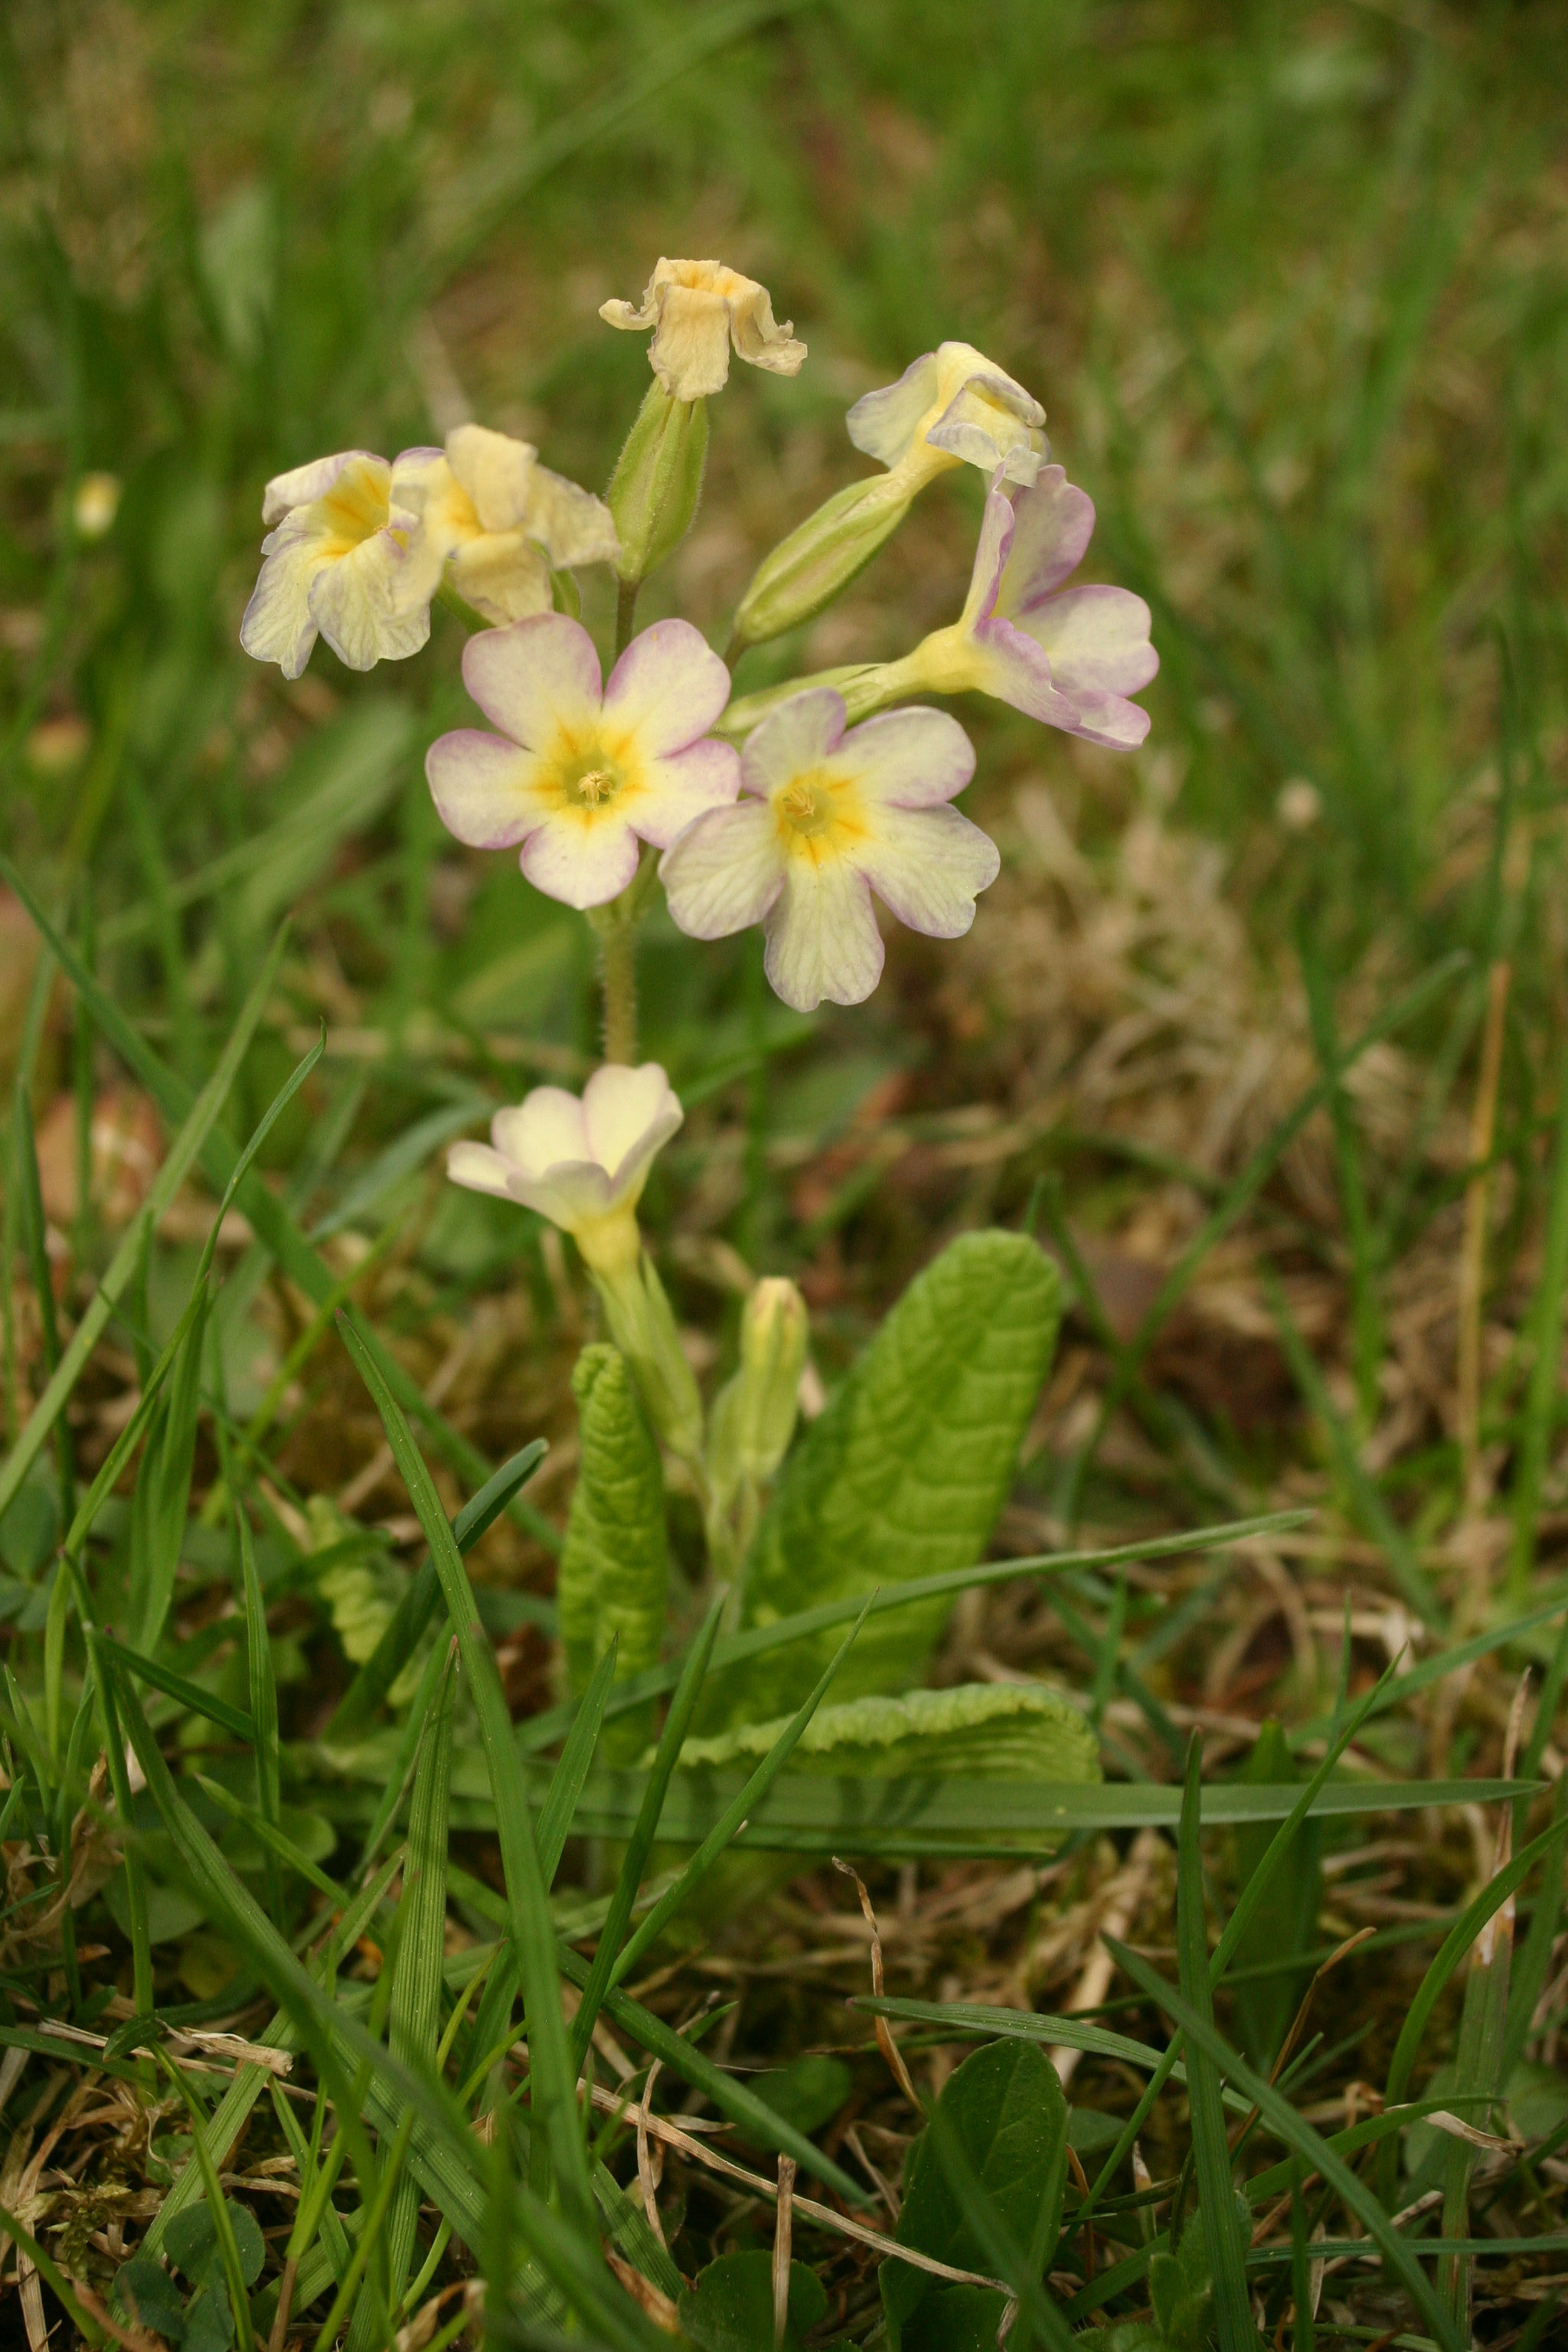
[594,913,638,1064]
[615,579,640,658]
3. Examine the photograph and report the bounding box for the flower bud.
[728,473,913,653]
[708,1277,808,1496]
[586,1248,704,1465]
[606,381,709,585]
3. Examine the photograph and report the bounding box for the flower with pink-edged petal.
[659,688,997,1013]
[886,468,1158,748]
[426,613,740,910]
[448,1062,681,1273]
[240,448,446,678]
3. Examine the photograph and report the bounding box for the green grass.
[2,2,1568,2346]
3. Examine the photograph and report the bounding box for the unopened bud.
[730,473,913,653]
[710,1277,808,1493]
[606,381,709,585]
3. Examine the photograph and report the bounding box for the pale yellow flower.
[848,341,1047,493]
[600,258,806,401]
[240,449,443,678]
[396,424,619,625]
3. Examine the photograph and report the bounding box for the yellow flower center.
[541,730,641,821]
[774,766,865,861]
[315,462,391,560]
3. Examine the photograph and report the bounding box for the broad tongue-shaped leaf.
[678,2250,827,2350]
[705,1230,1061,1727]
[880,2037,1067,2350]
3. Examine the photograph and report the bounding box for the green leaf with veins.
[557,1344,668,1760]
[679,1680,1100,1783]
[710,1231,1061,1726]
[678,2252,826,2352]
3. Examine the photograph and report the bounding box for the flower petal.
[449,532,554,626]
[926,382,1047,484]
[994,466,1096,611]
[239,523,322,679]
[520,812,641,910]
[260,449,381,527]
[461,613,603,747]
[969,616,1083,729]
[648,282,734,400]
[661,801,786,939]
[306,532,432,671]
[958,482,1018,631]
[845,351,942,469]
[763,858,884,1011]
[1011,583,1159,698]
[583,1063,684,1195]
[444,423,537,533]
[493,1086,589,1175]
[727,283,806,377]
[1058,689,1154,751]
[426,730,536,849]
[633,737,743,847]
[851,802,999,937]
[511,1164,619,1229]
[392,450,472,557]
[603,618,733,755]
[739,688,848,799]
[525,464,619,568]
[446,1140,522,1200]
[838,707,976,809]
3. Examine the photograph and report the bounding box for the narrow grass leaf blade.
[384,1650,455,2317]
[608,1599,869,1987]
[1106,1936,1462,2352]
[328,1440,547,1738]
[570,1595,723,2068]
[334,1311,595,2230]
[1176,1736,1253,2352]
[0,911,288,1519]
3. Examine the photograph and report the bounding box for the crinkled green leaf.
[883,2039,1067,2350]
[714,1231,1060,1725]
[681,1678,1100,1784]
[558,1344,668,1761]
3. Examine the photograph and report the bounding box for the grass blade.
[1176,1735,1253,2352]
[606,1598,870,1988]
[238,1507,282,1926]
[571,1593,724,2069]
[382,1646,456,2323]
[1105,1935,1462,2352]
[1511,1032,1568,1599]
[0,913,289,1520]
[334,1309,595,2232]
[93,1632,254,1743]
[328,1439,547,1739]
[1380,1812,1568,2191]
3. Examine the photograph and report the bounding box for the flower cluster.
[239,254,1156,1014]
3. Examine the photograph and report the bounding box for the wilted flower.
[876,469,1158,748]
[448,1063,681,1274]
[848,341,1047,492]
[426,612,740,910]
[397,424,618,624]
[660,688,997,1013]
[600,258,806,402]
[240,449,445,678]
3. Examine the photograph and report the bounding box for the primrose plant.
[240,255,1158,1789]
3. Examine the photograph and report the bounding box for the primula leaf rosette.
[659,688,999,1012]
